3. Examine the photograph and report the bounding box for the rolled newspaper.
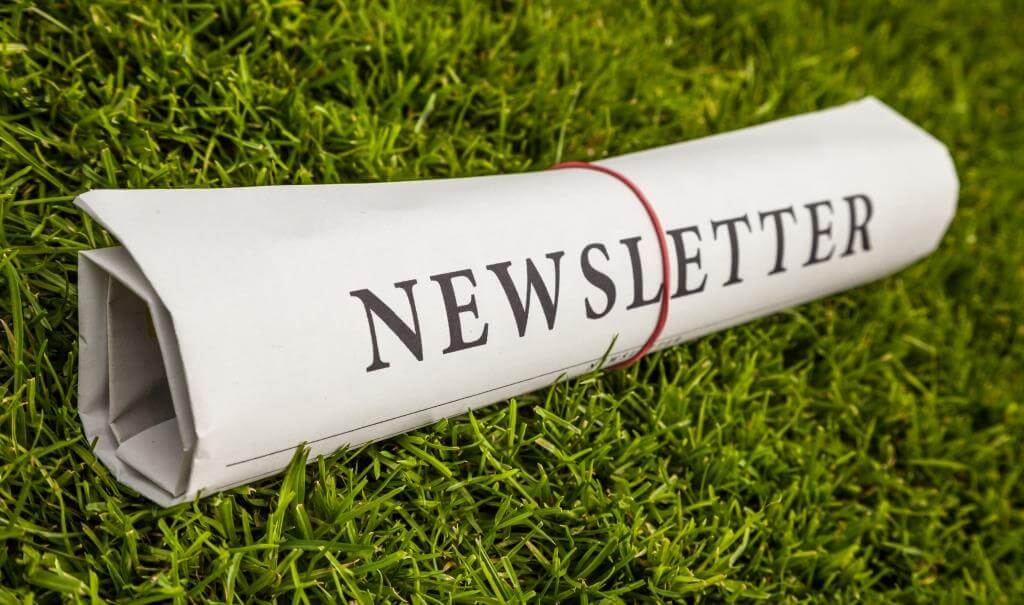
[76,98,958,505]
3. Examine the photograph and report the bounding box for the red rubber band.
[550,161,671,369]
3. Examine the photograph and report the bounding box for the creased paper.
[75,98,958,505]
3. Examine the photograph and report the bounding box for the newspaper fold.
[75,98,958,505]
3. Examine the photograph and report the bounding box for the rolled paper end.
[78,247,195,505]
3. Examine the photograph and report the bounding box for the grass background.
[1,0,1022,602]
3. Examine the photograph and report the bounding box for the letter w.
[487,252,565,337]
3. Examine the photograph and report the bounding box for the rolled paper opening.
[106,278,186,495]
[78,247,194,502]
[107,278,176,443]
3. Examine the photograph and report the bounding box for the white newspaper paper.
[76,98,958,505]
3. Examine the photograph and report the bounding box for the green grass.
[1,0,1022,602]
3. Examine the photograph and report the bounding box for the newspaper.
[75,98,958,505]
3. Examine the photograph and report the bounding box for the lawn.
[1,0,1022,602]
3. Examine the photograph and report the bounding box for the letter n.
[350,280,423,372]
